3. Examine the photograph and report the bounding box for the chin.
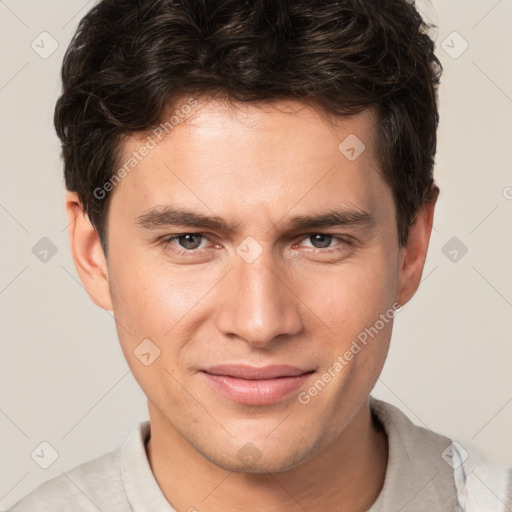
[198,435,323,475]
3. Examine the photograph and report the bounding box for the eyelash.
[160,233,353,257]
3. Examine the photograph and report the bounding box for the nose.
[214,249,304,348]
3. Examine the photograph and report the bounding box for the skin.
[66,97,438,512]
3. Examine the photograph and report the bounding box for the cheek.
[106,257,200,402]
[292,248,399,338]
[108,247,218,333]
[107,253,229,390]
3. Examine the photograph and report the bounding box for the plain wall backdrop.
[1,0,511,508]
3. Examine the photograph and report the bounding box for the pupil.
[311,234,331,248]
[180,234,201,249]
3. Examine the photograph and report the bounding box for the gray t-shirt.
[6,396,512,511]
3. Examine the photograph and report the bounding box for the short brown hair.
[54,0,442,254]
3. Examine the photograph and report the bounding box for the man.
[7,0,511,510]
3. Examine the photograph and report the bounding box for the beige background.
[1,0,511,508]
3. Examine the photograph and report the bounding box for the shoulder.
[368,396,512,511]
[6,447,129,512]
[370,395,454,455]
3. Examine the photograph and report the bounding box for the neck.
[145,399,388,512]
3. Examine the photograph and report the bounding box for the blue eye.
[299,234,352,251]
[171,233,205,250]
[160,232,353,259]
[161,233,210,256]
[306,234,334,249]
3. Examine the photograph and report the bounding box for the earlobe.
[396,184,440,307]
[65,191,113,311]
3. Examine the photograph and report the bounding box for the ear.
[396,184,440,306]
[65,191,113,310]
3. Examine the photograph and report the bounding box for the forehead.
[109,98,390,228]
[145,97,380,159]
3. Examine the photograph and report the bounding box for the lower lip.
[201,372,314,406]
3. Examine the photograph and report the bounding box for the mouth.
[200,364,316,406]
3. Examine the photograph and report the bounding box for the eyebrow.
[135,206,376,233]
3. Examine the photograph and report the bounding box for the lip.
[200,364,315,405]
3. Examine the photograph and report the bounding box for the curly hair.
[54,0,442,254]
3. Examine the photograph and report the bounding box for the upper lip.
[202,364,313,380]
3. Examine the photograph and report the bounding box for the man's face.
[105,98,403,472]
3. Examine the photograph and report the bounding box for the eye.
[172,233,205,250]
[298,233,352,251]
[161,233,211,255]
[159,232,354,260]
[303,234,335,249]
